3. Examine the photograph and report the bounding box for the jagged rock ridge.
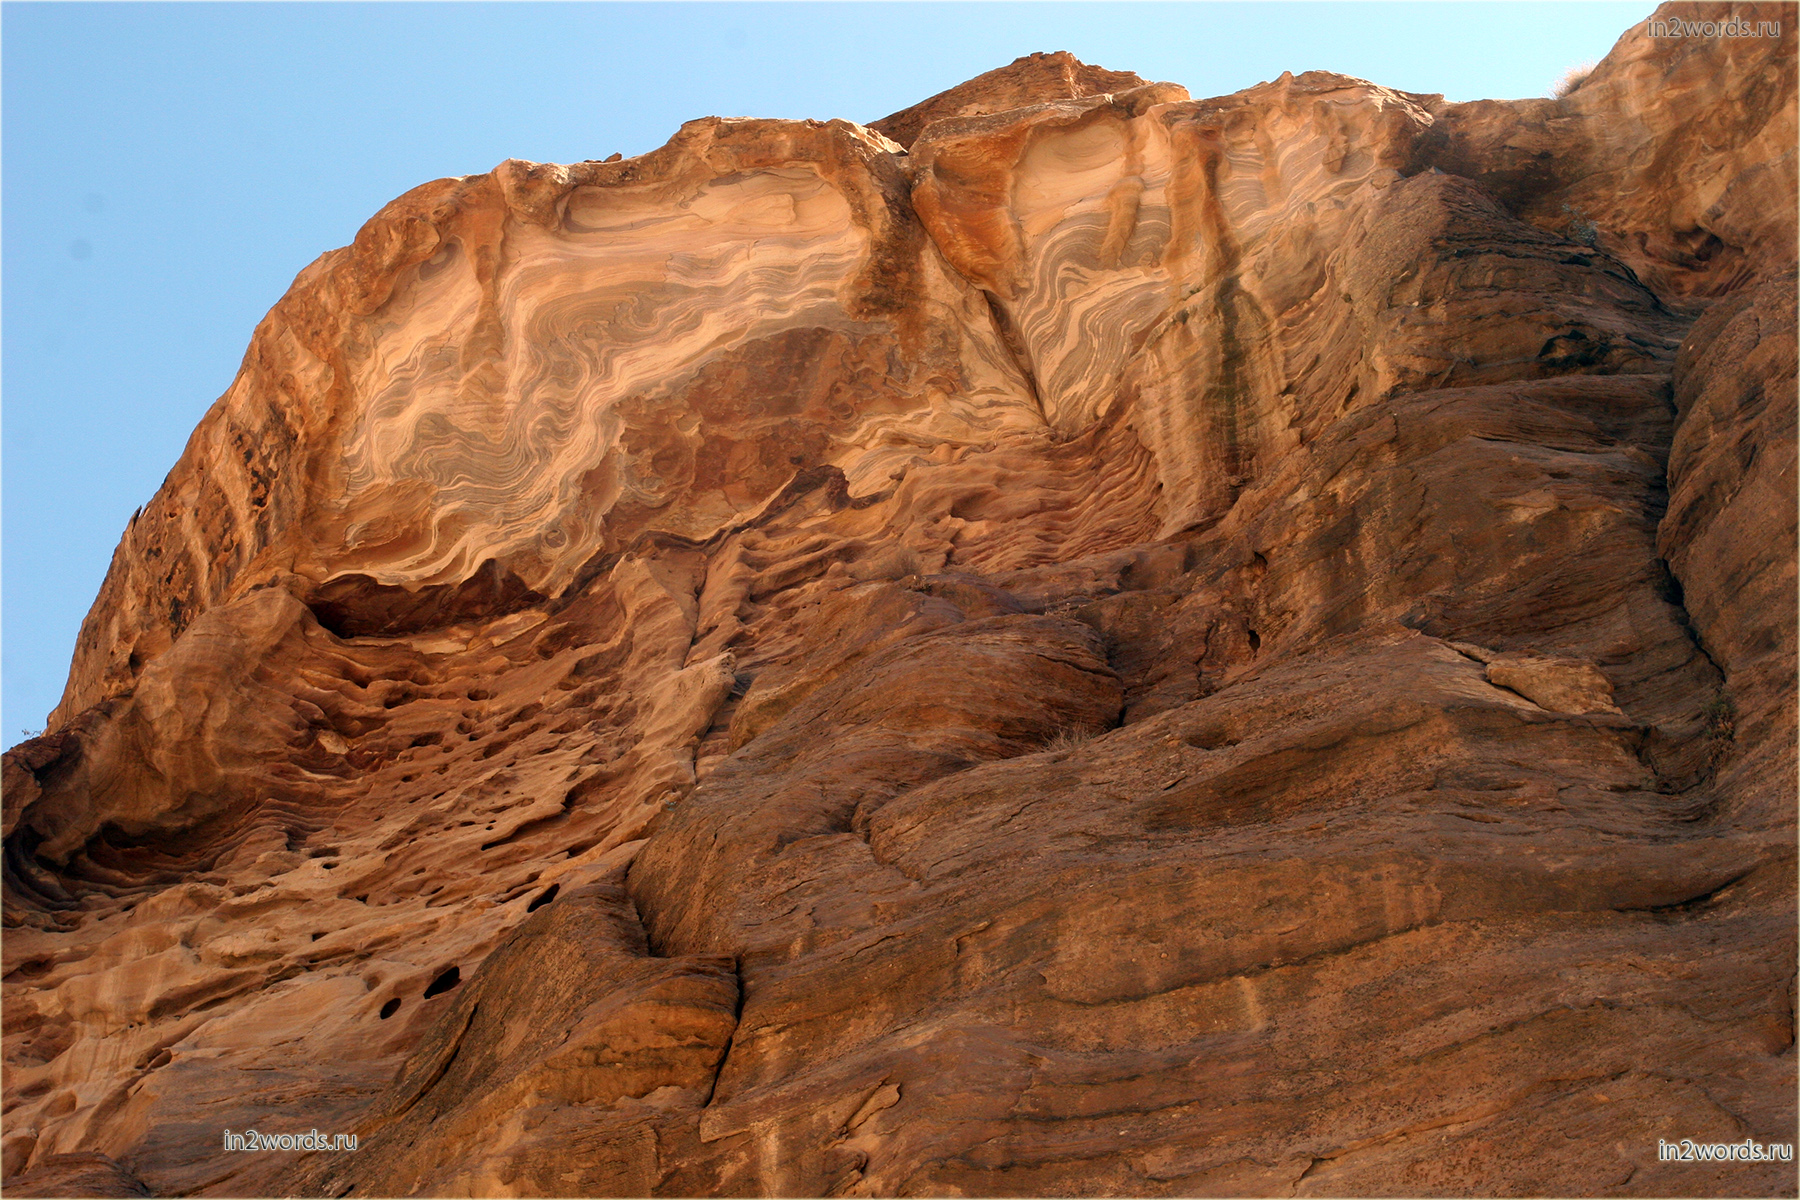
[4,5,1795,1196]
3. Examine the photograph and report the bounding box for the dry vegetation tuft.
[1553,61,1596,98]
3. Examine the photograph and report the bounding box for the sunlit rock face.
[906,72,1687,536]
[5,5,1795,1197]
[44,117,1045,731]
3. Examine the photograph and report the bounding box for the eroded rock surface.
[1415,0,1797,305]
[5,4,1794,1197]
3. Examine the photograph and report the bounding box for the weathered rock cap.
[868,50,1155,148]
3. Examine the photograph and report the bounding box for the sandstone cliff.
[5,6,1795,1197]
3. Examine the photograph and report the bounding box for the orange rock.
[4,5,1793,1196]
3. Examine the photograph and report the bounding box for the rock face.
[4,5,1794,1197]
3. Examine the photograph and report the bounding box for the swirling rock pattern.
[4,5,1794,1197]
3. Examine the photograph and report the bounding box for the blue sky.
[3,1,1655,741]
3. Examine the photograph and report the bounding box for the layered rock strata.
[5,4,1795,1196]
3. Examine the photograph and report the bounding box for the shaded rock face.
[1415,1,1797,307]
[3,4,1794,1197]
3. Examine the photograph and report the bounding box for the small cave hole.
[1247,629,1261,653]
[423,966,462,998]
[526,883,560,912]
[311,931,325,942]
[379,998,401,1020]
[1184,724,1241,751]
[322,861,339,870]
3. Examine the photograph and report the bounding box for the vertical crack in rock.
[980,290,1047,421]
[699,955,747,1112]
